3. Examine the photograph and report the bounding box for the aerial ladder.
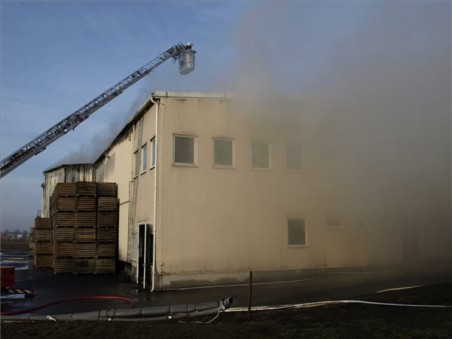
[0,43,196,178]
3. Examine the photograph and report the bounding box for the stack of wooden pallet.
[33,217,52,268]
[49,182,118,274]
[28,227,35,256]
[52,183,76,274]
[74,182,97,274]
[96,183,118,274]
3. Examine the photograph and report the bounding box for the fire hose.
[1,296,238,322]
[0,295,133,316]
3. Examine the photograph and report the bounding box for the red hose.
[0,295,134,316]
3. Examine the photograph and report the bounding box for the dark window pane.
[142,145,147,171]
[174,136,194,164]
[151,138,156,167]
[288,218,306,245]
[214,139,233,166]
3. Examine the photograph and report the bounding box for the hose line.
[1,296,238,322]
[1,295,134,316]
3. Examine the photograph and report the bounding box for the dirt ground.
[2,283,451,338]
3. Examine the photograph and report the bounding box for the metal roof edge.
[43,163,94,174]
[93,91,234,165]
[152,91,233,99]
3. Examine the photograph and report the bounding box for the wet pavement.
[2,251,451,316]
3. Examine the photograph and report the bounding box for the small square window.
[287,145,303,170]
[288,218,306,246]
[174,135,195,165]
[214,138,233,167]
[251,142,270,169]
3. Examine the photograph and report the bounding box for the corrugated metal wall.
[41,164,95,217]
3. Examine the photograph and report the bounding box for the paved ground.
[2,253,451,316]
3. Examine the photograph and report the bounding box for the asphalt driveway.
[3,254,451,317]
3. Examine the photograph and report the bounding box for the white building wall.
[133,107,157,225]
[154,94,332,287]
[95,130,133,262]
[56,91,448,290]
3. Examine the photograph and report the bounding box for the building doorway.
[138,223,154,288]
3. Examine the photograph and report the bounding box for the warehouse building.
[41,91,451,290]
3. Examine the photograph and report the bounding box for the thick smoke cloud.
[227,2,450,227]
[50,95,144,168]
[55,2,451,228]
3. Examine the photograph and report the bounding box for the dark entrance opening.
[138,223,154,288]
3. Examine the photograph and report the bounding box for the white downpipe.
[150,95,159,291]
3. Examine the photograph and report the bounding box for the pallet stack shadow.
[33,217,52,268]
[51,182,118,274]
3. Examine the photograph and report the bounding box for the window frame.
[141,143,148,174]
[173,134,197,167]
[287,218,307,247]
[213,137,235,169]
[250,141,271,170]
[150,137,156,169]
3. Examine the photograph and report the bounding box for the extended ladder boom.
[1,43,195,178]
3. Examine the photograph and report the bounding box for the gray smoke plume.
[226,1,451,263]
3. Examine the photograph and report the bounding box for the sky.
[1,0,451,231]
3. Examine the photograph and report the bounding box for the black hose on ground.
[1,295,134,316]
[1,296,239,322]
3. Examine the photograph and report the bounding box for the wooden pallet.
[53,227,74,241]
[54,183,76,197]
[75,243,96,258]
[54,242,75,257]
[97,228,117,242]
[95,258,116,274]
[53,197,76,212]
[75,212,96,227]
[35,241,52,254]
[97,197,118,211]
[52,212,75,227]
[76,182,97,196]
[34,217,51,229]
[76,196,96,211]
[75,228,96,242]
[97,183,117,197]
[96,243,116,257]
[35,229,52,241]
[34,254,53,268]
[53,258,74,274]
[97,211,117,227]
[75,259,96,274]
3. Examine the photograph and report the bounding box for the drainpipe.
[149,95,159,291]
